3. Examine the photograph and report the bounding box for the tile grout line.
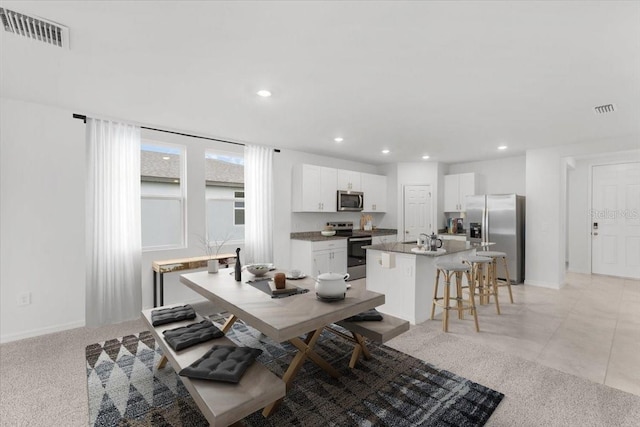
[534,281,584,363]
[602,283,626,386]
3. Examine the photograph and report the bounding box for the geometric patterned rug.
[86,318,504,426]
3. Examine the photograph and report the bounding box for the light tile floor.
[424,272,640,396]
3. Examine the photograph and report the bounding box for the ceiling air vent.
[0,7,69,48]
[593,104,616,115]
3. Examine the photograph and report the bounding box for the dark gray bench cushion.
[162,320,224,351]
[151,304,196,326]
[179,345,263,383]
[345,308,383,322]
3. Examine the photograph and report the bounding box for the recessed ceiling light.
[334,137,344,143]
[498,145,508,150]
[256,90,272,97]
[422,155,430,160]
[381,149,390,154]
[162,156,170,160]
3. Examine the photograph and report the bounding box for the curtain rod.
[72,114,280,152]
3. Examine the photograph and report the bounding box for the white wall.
[1,98,86,342]
[525,137,640,289]
[567,151,640,274]
[447,155,526,195]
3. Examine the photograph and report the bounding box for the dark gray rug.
[86,319,504,426]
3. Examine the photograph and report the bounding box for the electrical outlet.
[17,292,31,306]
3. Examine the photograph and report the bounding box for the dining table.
[179,269,385,417]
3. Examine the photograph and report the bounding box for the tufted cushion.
[179,345,263,383]
[436,262,470,272]
[344,308,384,322]
[463,256,493,264]
[163,320,224,351]
[478,251,507,258]
[151,305,196,326]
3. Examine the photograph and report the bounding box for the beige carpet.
[1,317,639,426]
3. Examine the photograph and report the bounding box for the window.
[141,143,186,250]
[205,151,244,245]
[234,191,245,225]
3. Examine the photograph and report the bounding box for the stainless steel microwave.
[337,191,364,211]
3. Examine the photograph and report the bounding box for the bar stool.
[480,251,514,303]
[463,255,500,314]
[430,262,479,332]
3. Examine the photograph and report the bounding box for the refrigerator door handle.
[483,205,489,245]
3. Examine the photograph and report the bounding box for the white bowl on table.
[321,230,336,237]
[245,263,273,276]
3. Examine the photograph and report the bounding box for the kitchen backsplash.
[291,212,386,232]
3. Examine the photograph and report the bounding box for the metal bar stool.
[463,255,500,314]
[430,262,479,332]
[480,251,514,304]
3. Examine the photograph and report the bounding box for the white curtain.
[244,145,274,264]
[86,119,142,326]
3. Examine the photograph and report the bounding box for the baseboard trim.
[524,279,565,290]
[0,319,85,344]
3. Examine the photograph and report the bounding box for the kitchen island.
[365,240,491,324]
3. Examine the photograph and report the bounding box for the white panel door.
[592,162,640,278]
[403,185,432,242]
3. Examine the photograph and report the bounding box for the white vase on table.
[207,259,219,273]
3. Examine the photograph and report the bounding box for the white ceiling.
[1,1,639,164]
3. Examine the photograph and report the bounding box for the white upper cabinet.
[337,169,361,191]
[443,173,477,212]
[292,164,337,212]
[361,172,387,212]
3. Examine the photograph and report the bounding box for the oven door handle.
[349,237,373,242]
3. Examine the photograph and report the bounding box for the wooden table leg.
[157,354,168,369]
[348,332,372,368]
[221,314,238,333]
[262,328,340,417]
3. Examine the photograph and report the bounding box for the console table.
[152,253,236,307]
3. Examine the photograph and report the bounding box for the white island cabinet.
[365,240,490,324]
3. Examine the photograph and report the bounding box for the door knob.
[405,230,409,234]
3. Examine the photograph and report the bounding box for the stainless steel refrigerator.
[465,194,525,284]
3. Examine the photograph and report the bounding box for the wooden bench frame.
[326,313,410,368]
[141,305,285,426]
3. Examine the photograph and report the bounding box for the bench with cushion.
[142,305,285,426]
[327,312,410,368]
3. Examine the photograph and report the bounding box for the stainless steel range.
[326,221,372,281]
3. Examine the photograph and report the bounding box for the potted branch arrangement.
[199,232,232,273]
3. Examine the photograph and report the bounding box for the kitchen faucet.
[418,233,429,247]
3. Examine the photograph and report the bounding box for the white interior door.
[591,162,640,278]
[403,185,432,242]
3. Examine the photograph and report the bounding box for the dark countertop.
[437,228,467,236]
[365,240,491,257]
[290,228,397,242]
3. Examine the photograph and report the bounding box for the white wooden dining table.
[180,269,385,417]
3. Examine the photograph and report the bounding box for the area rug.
[86,319,504,426]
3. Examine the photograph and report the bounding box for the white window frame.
[141,141,187,252]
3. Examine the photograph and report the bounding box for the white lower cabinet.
[290,239,348,276]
